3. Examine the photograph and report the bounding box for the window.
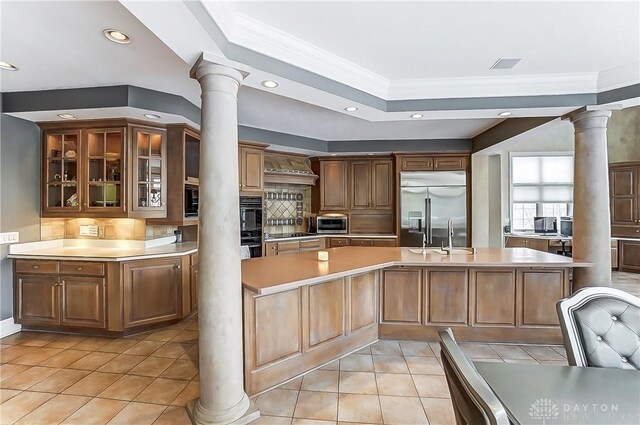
[510,154,574,232]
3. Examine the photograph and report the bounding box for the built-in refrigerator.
[400,171,467,248]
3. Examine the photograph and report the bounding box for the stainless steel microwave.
[316,215,348,234]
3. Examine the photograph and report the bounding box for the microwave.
[534,216,557,234]
[316,215,348,234]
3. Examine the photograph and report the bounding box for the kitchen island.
[241,247,591,395]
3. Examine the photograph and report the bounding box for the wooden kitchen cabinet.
[190,254,199,311]
[397,154,469,172]
[612,239,619,269]
[317,160,349,210]
[15,274,60,326]
[350,159,393,210]
[61,276,106,328]
[610,162,640,237]
[239,142,265,195]
[265,238,324,256]
[620,240,640,272]
[381,268,422,324]
[40,120,167,218]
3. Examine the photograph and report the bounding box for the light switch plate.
[79,225,99,237]
[0,232,20,245]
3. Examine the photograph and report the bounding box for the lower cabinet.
[381,268,422,324]
[190,254,199,311]
[15,274,60,326]
[620,240,640,272]
[61,276,106,328]
[122,257,182,328]
[265,238,324,256]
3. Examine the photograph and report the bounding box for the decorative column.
[569,109,612,290]
[187,56,259,425]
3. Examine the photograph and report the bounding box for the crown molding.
[597,61,640,92]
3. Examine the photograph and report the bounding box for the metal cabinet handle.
[76,266,83,271]
[176,264,182,269]
[33,265,39,269]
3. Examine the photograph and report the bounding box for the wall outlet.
[79,225,99,237]
[0,232,20,245]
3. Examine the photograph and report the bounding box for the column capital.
[190,53,246,86]
[563,108,613,133]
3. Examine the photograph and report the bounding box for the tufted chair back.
[557,287,640,370]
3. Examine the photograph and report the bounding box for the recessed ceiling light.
[0,61,18,71]
[410,113,423,119]
[144,113,162,120]
[58,113,78,120]
[103,29,131,44]
[367,153,374,156]
[344,106,358,112]
[261,80,279,88]
[330,153,338,156]
[490,58,521,70]
[498,111,512,117]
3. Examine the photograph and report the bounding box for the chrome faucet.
[441,218,454,255]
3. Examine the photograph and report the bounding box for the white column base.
[186,398,260,425]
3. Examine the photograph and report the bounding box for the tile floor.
[0,271,637,425]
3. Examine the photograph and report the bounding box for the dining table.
[475,362,640,425]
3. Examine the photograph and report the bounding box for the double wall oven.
[240,196,263,258]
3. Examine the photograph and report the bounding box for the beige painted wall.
[608,105,640,163]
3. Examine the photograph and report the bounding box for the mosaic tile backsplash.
[264,183,312,235]
[41,217,177,241]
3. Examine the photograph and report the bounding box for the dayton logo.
[529,398,560,424]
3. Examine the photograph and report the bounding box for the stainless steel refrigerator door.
[400,186,428,247]
[427,186,467,248]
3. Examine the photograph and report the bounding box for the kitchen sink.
[409,247,477,255]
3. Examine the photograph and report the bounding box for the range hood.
[264,153,318,186]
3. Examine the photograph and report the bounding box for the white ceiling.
[1,1,639,145]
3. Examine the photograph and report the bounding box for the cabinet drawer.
[401,156,433,171]
[15,260,58,274]
[433,156,468,171]
[300,239,321,250]
[373,238,397,247]
[329,238,349,247]
[277,241,300,252]
[350,239,374,247]
[60,261,105,276]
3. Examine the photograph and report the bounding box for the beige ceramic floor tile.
[0,345,37,363]
[0,391,55,424]
[0,389,21,404]
[151,342,193,359]
[490,344,534,360]
[29,369,90,393]
[160,359,198,380]
[370,340,402,356]
[375,373,418,396]
[459,343,500,359]
[550,345,568,358]
[503,358,539,364]
[422,397,456,425]
[338,371,377,395]
[405,356,444,375]
[337,393,382,424]
[412,374,450,398]
[144,329,181,342]
[62,372,122,397]
[372,355,409,374]
[538,360,569,366]
[67,352,118,371]
[1,366,59,390]
[255,416,293,424]
[97,354,146,374]
[301,370,339,392]
[291,419,333,425]
[104,401,166,425]
[44,336,87,350]
[278,377,303,391]
[153,405,193,425]
[170,381,199,406]
[293,391,338,421]
[97,375,154,401]
[14,394,90,425]
[339,354,373,372]
[379,395,428,424]
[70,337,111,352]
[39,349,89,368]
[133,377,188,405]
[123,340,165,356]
[399,340,435,357]
[353,345,371,355]
[318,360,340,371]
[255,388,299,417]
[62,397,127,425]
[0,364,30,382]
[128,357,175,377]
[11,347,64,366]
[429,342,442,358]
[95,339,138,354]
[170,330,198,344]
[521,346,566,361]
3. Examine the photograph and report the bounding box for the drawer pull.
[76,266,83,271]
[33,265,39,269]
[176,264,182,270]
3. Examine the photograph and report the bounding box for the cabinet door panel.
[381,269,422,324]
[373,239,396,247]
[320,161,348,210]
[471,270,516,326]
[401,156,433,171]
[190,265,198,311]
[372,160,393,209]
[610,168,637,225]
[253,289,302,367]
[16,275,60,326]
[426,270,469,325]
[350,239,374,247]
[329,238,350,248]
[350,272,377,332]
[131,127,167,216]
[433,156,468,171]
[61,276,106,328]
[308,279,345,347]
[350,161,371,210]
[123,258,181,328]
[620,241,640,272]
[240,146,264,192]
[520,269,565,327]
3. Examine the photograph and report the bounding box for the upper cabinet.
[610,161,640,237]
[239,142,266,195]
[317,160,349,211]
[397,154,469,172]
[350,159,393,210]
[40,120,167,218]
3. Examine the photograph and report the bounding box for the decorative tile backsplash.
[41,217,176,241]
[264,184,312,235]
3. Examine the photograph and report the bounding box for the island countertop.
[242,247,592,294]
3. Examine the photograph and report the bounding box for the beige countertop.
[242,247,592,295]
[264,234,397,242]
[8,238,198,262]
[506,234,639,242]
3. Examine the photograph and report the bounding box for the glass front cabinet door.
[43,130,82,214]
[131,127,167,217]
[85,128,126,215]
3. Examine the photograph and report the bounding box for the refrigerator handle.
[417,218,422,232]
[426,198,432,244]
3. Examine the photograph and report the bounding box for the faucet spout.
[444,218,454,255]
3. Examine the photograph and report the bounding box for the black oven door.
[240,208,262,231]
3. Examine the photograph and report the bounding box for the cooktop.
[267,232,317,239]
